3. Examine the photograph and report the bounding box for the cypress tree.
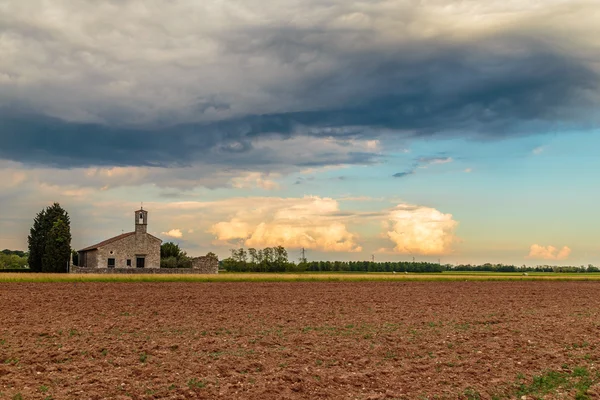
[27,208,47,272]
[42,219,71,273]
[27,203,71,273]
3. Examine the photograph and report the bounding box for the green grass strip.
[2,272,600,283]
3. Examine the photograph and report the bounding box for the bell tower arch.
[135,208,148,234]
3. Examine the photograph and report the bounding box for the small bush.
[176,256,192,268]
[160,257,178,268]
[160,256,192,268]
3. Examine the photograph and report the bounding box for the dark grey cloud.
[417,156,452,164]
[393,170,415,178]
[1,1,598,170]
[0,110,382,168]
[393,154,455,178]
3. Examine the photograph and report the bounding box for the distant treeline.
[4,245,599,274]
[0,249,28,269]
[221,247,600,273]
[222,246,301,272]
[2,249,27,257]
[223,259,447,273]
[224,247,443,273]
[452,263,600,273]
[302,261,445,273]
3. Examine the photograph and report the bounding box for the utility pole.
[371,254,375,263]
[300,247,307,264]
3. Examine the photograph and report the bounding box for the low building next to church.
[77,208,162,269]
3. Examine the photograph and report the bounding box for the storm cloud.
[1,0,599,170]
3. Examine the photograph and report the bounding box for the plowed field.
[1,282,600,399]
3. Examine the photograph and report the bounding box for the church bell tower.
[135,208,148,234]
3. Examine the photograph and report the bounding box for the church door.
[136,257,145,268]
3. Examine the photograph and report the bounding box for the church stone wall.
[78,249,98,268]
[84,233,161,269]
[71,255,218,274]
[71,266,219,274]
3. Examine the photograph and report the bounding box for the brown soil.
[1,281,599,399]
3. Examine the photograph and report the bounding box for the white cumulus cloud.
[209,196,362,252]
[380,205,459,255]
[527,244,571,260]
[162,229,183,239]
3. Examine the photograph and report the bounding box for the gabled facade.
[77,209,161,269]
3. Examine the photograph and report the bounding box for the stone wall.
[71,266,218,274]
[191,256,219,274]
[82,232,161,269]
[78,249,99,268]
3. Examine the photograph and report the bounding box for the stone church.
[77,208,162,269]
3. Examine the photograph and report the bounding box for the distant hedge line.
[222,261,600,273]
[222,260,446,273]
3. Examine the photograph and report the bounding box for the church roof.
[78,231,162,252]
[78,232,136,252]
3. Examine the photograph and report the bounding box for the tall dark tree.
[27,203,71,273]
[42,219,71,273]
[27,209,47,272]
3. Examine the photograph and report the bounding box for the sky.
[1,0,599,266]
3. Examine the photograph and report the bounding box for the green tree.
[27,209,47,272]
[234,248,247,263]
[42,219,71,273]
[1,249,26,257]
[161,242,183,259]
[274,245,288,264]
[27,203,71,273]
[221,257,239,271]
[262,247,274,263]
[160,242,193,268]
[248,248,258,263]
[0,253,28,269]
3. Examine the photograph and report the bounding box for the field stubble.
[1,281,600,399]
